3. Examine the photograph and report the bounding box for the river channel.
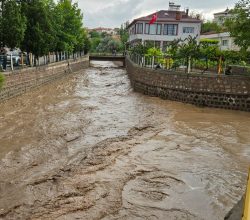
[0,61,250,220]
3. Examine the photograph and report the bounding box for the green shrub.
[0,73,5,89]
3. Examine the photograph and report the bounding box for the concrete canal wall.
[0,56,89,102]
[126,57,250,112]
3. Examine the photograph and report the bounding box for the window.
[157,24,162,35]
[149,24,157,35]
[145,23,162,35]
[130,25,136,35]
[183,27,195,34]
[222,40,229,46]
[145,24,149,34]
[163,24,178,36]
[136,23,143,34]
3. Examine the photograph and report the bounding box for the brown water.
[0,61,250,220]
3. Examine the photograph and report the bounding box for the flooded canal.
[0,61,250,220]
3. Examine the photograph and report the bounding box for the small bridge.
[89,54,126,67]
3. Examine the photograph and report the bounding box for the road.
[0,61,250,220]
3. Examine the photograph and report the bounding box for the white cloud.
[77,0,237,28]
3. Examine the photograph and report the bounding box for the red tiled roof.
[128,10,201,27]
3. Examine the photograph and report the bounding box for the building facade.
[213,8,233,26]
[128,3,201,51]
[88,27,117,35]
[200,32,240,51]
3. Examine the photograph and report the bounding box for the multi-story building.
[200,32,240,51]
[128,2,201,51]
[213,8,233,26]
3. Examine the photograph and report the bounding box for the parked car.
[6,51,21,66]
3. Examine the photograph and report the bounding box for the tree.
[21,0,55,59]
[118,23,129,52]
[54,0,84,53]
[129,43,151,56]
[96,36,121,53]
[201,21,223,34]
[1,0,26,49]
[199,39,220,72]
[223,50,247,65]
[165,39,181,57]
[89,31,100,39]
[146,47,162,57]
[178,36,200,73]
[225,0,250,51]
[82,30,91,54]
[90,36,101,52]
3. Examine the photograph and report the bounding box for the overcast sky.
[77,0,237,28]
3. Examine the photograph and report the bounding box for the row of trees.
[88,23,129,53]
[88,31,122,53]
[130,36,249,73]
[0,0,90,59]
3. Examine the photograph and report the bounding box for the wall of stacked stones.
[126,57,250,112]
[0,57,89,102]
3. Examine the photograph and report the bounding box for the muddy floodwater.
[0,61,250,220]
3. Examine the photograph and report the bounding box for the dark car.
[7,51,21,66]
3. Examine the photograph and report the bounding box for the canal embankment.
[126,57,250,112]
[0,61,250,220]
[0,56,89,102]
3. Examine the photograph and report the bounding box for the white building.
[200,32,240,51]
[88,27,117,35]
[128,3,201,51]
[213,8,233,26]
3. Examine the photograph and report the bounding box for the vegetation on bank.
[201,21,226,34]
[225,0,250,51]
[201,0,250,52]
[0,0,90,58]
[129,36,250,74]
[0,73,4,89]
[89,23,129,53]
[130,0,250,74]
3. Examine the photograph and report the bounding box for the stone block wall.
[126,57,250,112]
[0,57,89,102]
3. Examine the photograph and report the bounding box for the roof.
[214,8,232,16]
[90,27,114,31]
[128,10,201,28]
[200,32,230,39]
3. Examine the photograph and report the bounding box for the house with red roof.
[128,2,202,51]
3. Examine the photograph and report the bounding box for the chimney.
[176,11,181,20]
[169,1,181,11]
[186,8,189,16]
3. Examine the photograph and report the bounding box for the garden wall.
[0,56,89,102]
[126,57,250,112]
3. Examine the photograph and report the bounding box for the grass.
[0,73,4,89]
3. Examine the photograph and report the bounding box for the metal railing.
[127,52,180,71]
[0,51,85,72]
[89,52,125,57]
[127,52,222,74]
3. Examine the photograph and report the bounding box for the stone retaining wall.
[0,57,89,102]
[126,57,250,112]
